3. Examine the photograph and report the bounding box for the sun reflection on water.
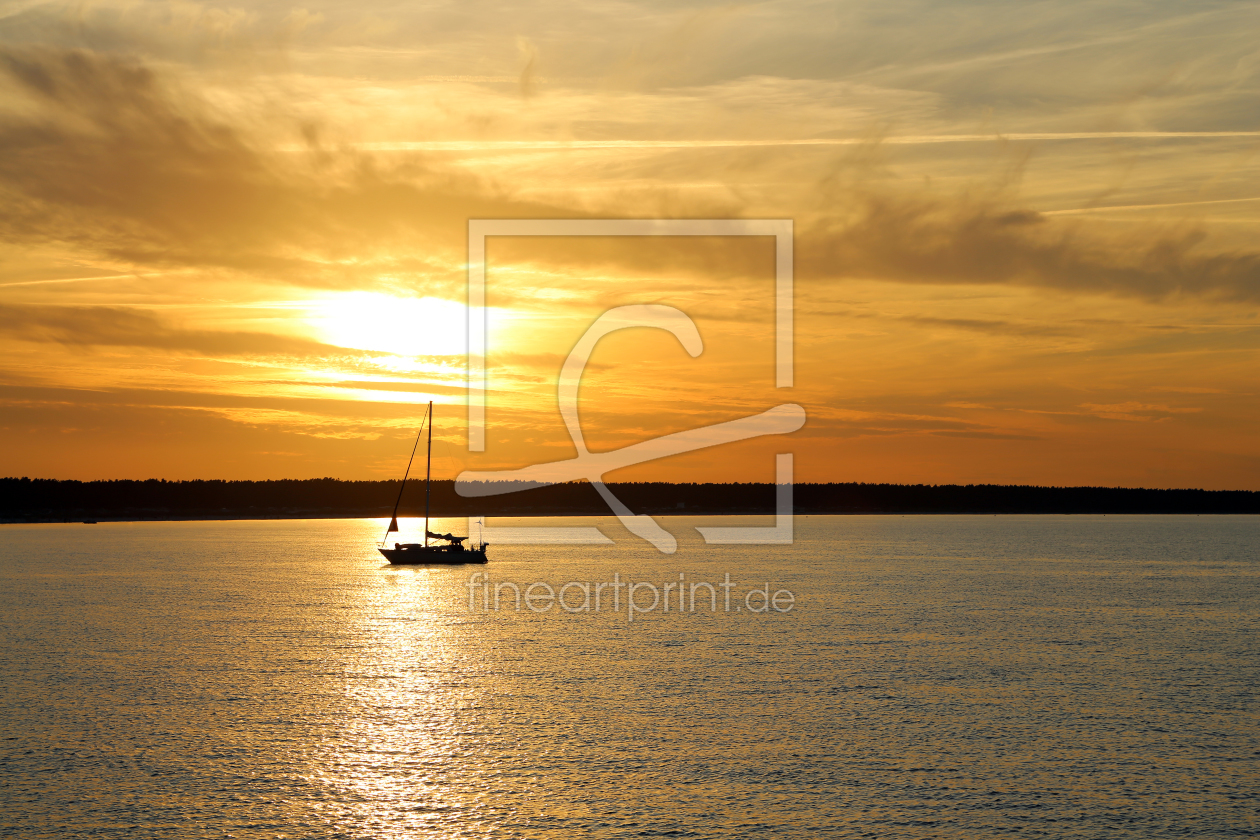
[308,557,490,837]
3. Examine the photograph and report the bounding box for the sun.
[312,292,467,356]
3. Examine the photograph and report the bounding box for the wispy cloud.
[0,46,561,288]
[352,133,1260,152]
[1079,401,1203,421]
[797,190,1260,302]
[1044,196,1260,216]
[0,302,359,357]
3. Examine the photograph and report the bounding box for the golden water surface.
[2,515,1257,838]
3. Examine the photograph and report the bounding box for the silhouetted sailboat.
[378,401,488,565]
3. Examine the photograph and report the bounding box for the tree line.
[2,476,1257,522]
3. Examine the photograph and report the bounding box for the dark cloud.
[0,47,565,286]
[796,190,1260,302]
[895,314,1073,336]
[480,190,1260,304]
[0,49,285,259]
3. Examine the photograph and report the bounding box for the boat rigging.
[377,400,488,565]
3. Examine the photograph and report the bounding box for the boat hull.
[379,545,489,565]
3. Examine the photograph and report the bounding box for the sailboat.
[378,401,489,565]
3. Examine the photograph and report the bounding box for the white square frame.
[465,219,794,546]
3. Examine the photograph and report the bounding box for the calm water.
[1,515,1257,839]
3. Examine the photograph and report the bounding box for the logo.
[456,220,803,553]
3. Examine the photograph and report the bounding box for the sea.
[1,515,1257,839]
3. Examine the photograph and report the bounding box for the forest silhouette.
[2,477,1257,523]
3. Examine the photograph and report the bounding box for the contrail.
[0,272,175,289]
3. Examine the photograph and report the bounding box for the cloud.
[0,302,360,357]
[2,29,1260,311]
[0,381,447,423]
[0,46,564,288]
[897,314,1073,336]
[474,179,1260,305]
[1079,401,1202,421]
[796,188,1260,302]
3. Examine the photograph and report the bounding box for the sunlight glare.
[314,292,466,356]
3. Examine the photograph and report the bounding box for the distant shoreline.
[3,511,1258,526]
[3,477,1257,523]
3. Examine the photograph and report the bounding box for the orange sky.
[1,1,1258,489]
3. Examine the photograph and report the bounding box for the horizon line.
[4,476,1257,493]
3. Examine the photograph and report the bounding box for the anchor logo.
[456,304,805,552]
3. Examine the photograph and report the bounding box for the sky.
[0,0,1257,488]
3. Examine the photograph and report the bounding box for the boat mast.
[424,400,433,547]
[381,413,426,547]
